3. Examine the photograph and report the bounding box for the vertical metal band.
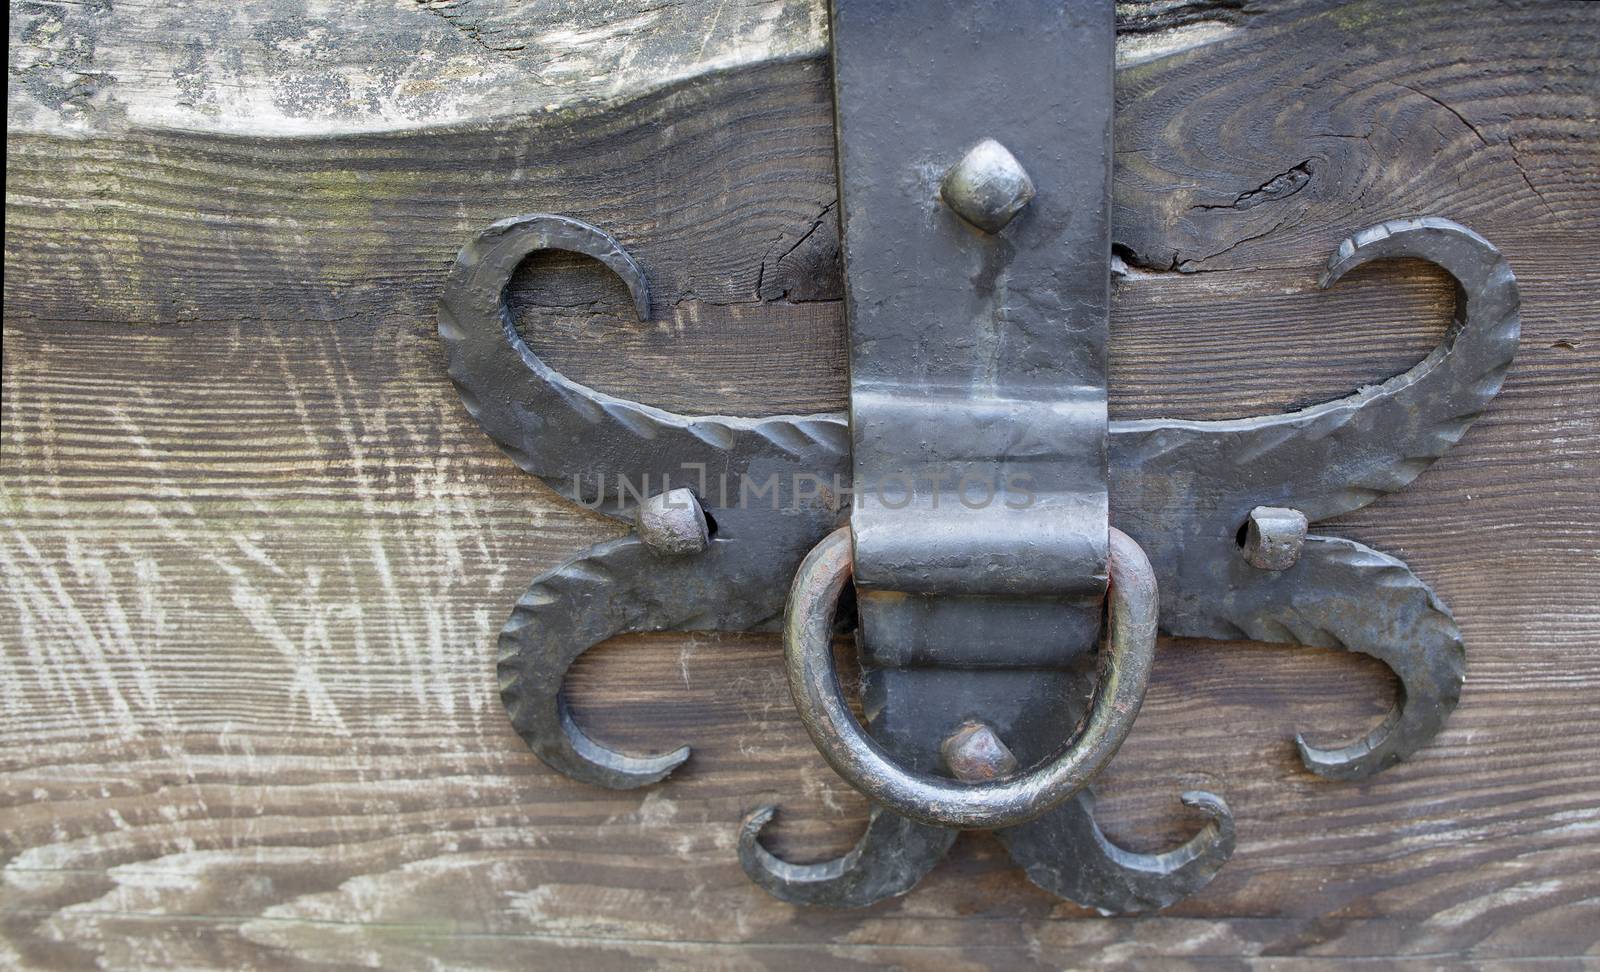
[830,0,1114,665]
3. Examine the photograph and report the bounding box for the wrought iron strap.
[832,0,1114,606]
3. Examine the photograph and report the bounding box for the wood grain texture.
[6,0,831,137]
[4,0,1599,968]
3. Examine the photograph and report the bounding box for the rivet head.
[1241,506,1308,571]
[637,487,710,555]
[939,138,1036,234]
[941,720,1018,782]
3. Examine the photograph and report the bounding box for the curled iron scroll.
[436,213,848,523]
[441,214,842,789]
[1109,216,1519,778]
[440,214,1517,910]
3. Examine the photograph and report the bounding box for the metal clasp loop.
[782,526,1158,830]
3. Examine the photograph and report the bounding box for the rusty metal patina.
[942,722,1019,782]
[437,0,1520,912]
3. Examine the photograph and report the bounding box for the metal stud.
[637,488,710,555]
[1240,506,1308,570]
[939,138,1036,234]
[941,720,1019,781]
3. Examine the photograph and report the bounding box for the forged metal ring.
[782,526,1159,830]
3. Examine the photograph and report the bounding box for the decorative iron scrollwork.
[437,0,1519,912]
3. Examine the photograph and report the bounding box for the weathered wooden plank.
[6,0,1253,140]
[5,0,1600,968]
[7,0,830,138]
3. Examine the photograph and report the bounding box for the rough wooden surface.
[5,0,1243,138]
[4,0,1599,968]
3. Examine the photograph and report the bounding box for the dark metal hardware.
[812,0,1128,842]
[437,0,1520,913]
[783,526,1157,830]
[942,720,1019,782]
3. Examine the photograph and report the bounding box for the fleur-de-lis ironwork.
[437,1,1519,911]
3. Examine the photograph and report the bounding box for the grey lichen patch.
[8,0,1250,138]
[7,0,830,137]
[8,0,126,131]
[414,0,528,55]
